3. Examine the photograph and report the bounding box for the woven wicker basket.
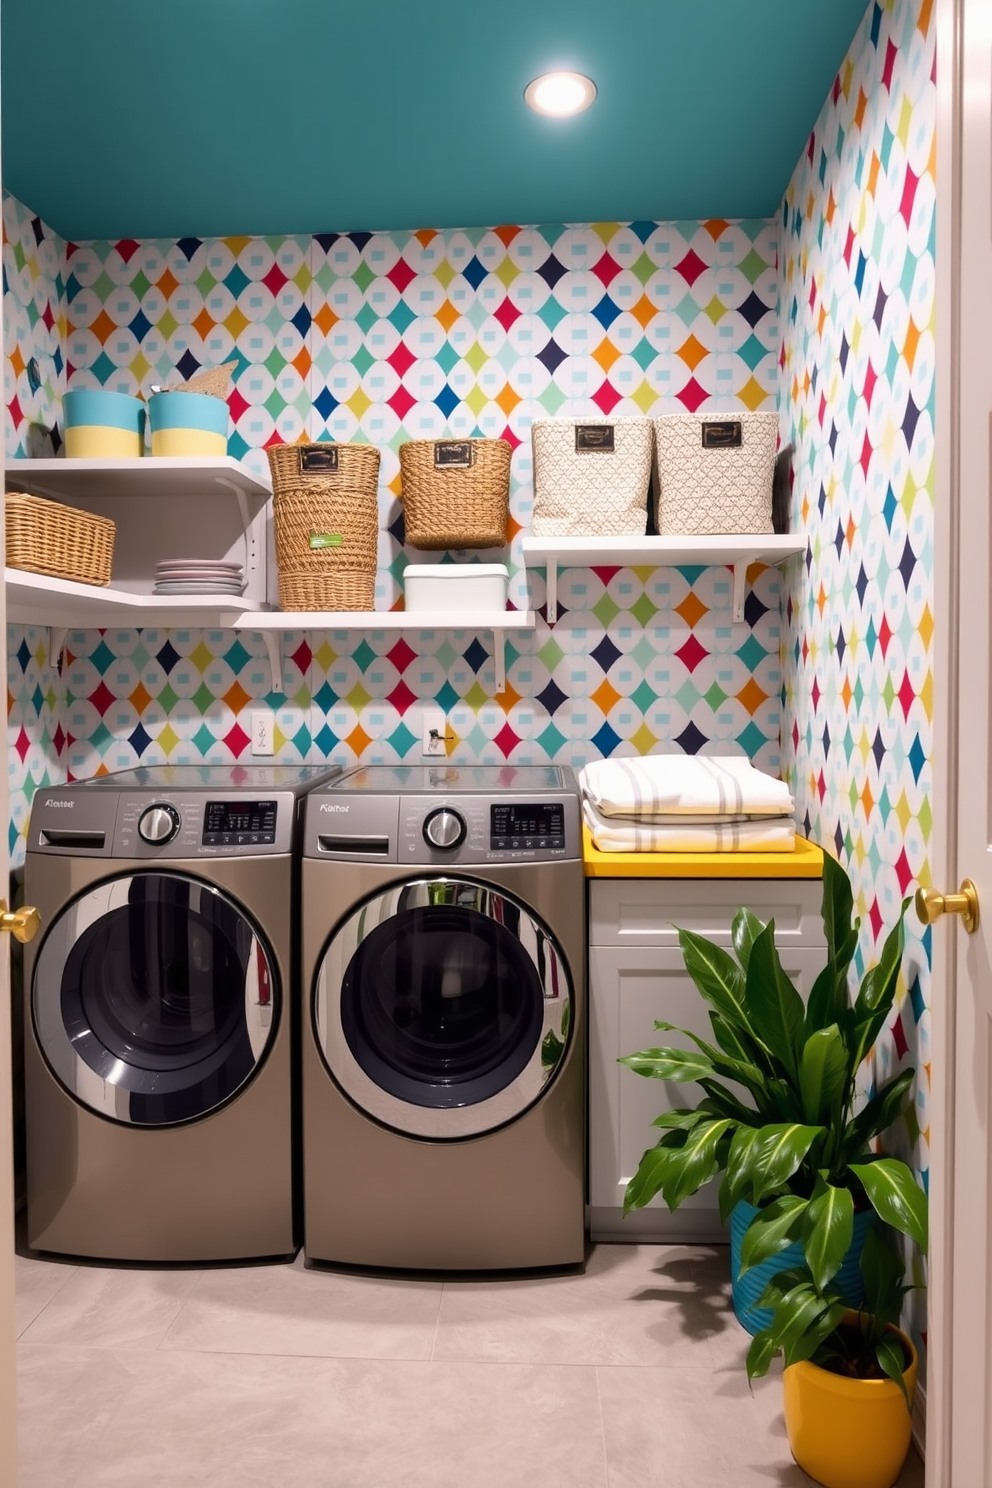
[6,491,115,586]
[267,442,380,609]
[399,438,510,549]
[277,570,376,612]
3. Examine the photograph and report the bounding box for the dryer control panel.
[305,765,582,865]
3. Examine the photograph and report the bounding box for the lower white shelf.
[4,568,535,694]
[233,609,536,691]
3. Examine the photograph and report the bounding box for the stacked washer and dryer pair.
[23,763,585,1270]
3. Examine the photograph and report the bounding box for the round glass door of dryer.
[32,872,279,1126]
[313,877,574,1139]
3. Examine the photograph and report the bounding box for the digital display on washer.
[490,802,565,850]
[202,800,277,846]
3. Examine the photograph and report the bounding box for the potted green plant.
[620,851,928,1330]
[745,1224,922,1488]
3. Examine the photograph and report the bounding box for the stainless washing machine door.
[32,871,278,1126]
[313,876,573,1139]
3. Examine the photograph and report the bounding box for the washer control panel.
[490,801,565,852]
[202,799,278,848]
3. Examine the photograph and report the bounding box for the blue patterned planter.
[730,1199,872,1335]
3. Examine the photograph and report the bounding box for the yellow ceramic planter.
[782,1327,918,1488]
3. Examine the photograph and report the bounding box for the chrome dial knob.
[138,803,181,845]
[423,807,466,851]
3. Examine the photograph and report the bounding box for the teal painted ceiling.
[2,0,871,241]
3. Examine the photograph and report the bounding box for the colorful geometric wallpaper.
[777,0,935,1330]
[5,200,786,868]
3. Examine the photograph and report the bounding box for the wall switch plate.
[251,710,275,756]
[422,709,447,757]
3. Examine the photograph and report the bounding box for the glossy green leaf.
[732,906,766,974]
[745,1326,781,1385]
[856,906,908,1017]
[802,1182,854,1291]
[737,1195,808,1277]
[720,1125,763,1217]
[788,1301,848,1364]
[623,1145,679,1214]
[649,1021,769,1095]
[843,1069,915,1160]
[876,1335,912,1410]
[821,852,856,970]
[798,1024,849,1125]
[709,1010,766,1069]
[662,1118,733,1209]
[858,1225,910,1326]
[750,1123,824,1205]
[651,1107,711,1131]
[852,1158,928,1252]
[619,1048,717,1083]
[696,1078,757,1125]
[744,922,806,1081]
[776,1286,839,1365]
[676,928,754,1034]
[803,963,842,1036]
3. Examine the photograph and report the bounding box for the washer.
[301,764,585,1270]
[23,762,338,1263]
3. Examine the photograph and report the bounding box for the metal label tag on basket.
[300,446,340,474]
[310,532,343,549]
[701,420,743,449]
[433,440,474,469]
[575,425,615,453]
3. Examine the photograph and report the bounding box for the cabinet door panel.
[588,944,826,1241]
[589,878,825,950]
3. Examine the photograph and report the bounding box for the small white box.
[404,563,509,613]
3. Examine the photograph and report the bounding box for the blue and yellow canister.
[63,390,146,459]
[148,391,229,457]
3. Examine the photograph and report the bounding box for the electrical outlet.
[251,709,275,756]
[422,709,447,757]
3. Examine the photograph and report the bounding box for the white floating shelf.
[5,456,271,518]
[519,534,806,621]
[234,609,536,693]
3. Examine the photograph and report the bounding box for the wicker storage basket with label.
[6,491,115,586]
[266,442,380,610]
[652,412,777,536]
[530,417,652,537]
[399,438,510,549]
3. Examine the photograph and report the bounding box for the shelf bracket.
[546,557,559,624]
[216,474,256,586]
[50,626,67,672]
[732,562,747,623]
[261,632,283,693]
[492,630,506,694]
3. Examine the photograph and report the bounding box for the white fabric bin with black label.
[530,417,652,537]
[653,412,778,536]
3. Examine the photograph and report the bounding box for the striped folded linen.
[583,798,796,854]
[578,754,794,820]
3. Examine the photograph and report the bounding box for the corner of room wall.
[3,195,71,868]
[776,0,936,1352]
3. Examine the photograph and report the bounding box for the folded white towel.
[578,754,794,819]
[583,798,796,853]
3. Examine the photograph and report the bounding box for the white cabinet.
[587,875,827,1243]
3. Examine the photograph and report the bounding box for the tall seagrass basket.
[399,437,510,549]
[267,441,380,610]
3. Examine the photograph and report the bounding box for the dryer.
[23,762,338,1262]
[300,764,585,1270]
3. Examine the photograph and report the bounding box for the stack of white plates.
[153,559,246,596]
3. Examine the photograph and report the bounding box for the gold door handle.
[0,901,41,943]
[915,881,980,935]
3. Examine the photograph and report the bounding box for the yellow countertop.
[582,824,824,879]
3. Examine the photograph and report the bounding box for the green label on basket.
[310,532,343,549]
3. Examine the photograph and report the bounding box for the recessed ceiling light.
[524,71,597,118]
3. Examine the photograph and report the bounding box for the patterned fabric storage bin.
[652,412,778,536]
[530,417,652,536]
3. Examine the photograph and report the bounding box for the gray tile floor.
[15,1243,925,1488]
